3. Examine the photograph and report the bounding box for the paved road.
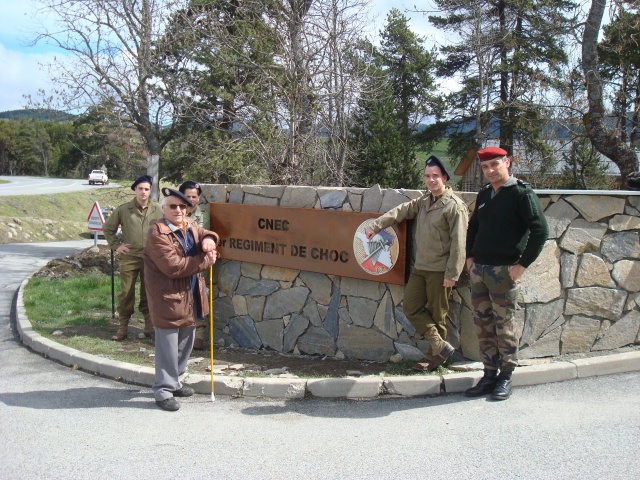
[1,242,639,480]
[0,176,119,196]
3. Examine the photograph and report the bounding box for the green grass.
[24,273,155,366]
[0,185,131,218]
[54,336,151,366]
[0,179,9,184]
[24,275,113,333]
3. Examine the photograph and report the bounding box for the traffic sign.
[87,201,105,231]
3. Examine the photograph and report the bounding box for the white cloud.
[0,43,57,112]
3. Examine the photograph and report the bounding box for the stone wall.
[203,184,640,363]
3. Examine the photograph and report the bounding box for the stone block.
[284,314,309,353]
[601,231,640,263]
[185,374,244,396]
[340,277,385,300]
[97,358,135,381]
[384,376,441,396]
[380,189,411,212]
[244,193,278,206]
[592,310,640,351]
[625,292,640,312]
[232,295,249,316]
[323,288,341,339]
[212,296,234,329]
[209,185,227,203]
[264,286,309,318]
[512,362,577,386]
[217,261,241,296]
[443,371,483,393]
[565,287,626,319]
[319,188,347,209]
[236,277,279,297]
[69,350,103,373]
[45,343,77,366]
[394,306,416,337]
[303,298,323,327]
[545,199,579,238]
[242,377,307,399]
[560,252,578,289]
[519,327,561,359]
[374,292,398,339]
[519,241,561,303]
[241,262,262,280]
[262,265,299,282]
[255,319,284,352]
[459,306,482,361]
[393,342,425,361]
[388,283,404,306]
[561,316,601,353]
[229,316,262,349]
[298,326,336,356]
[362,184,383,212]
[246,185,285,198]
[559,219,607,255]
[347,296,378,328]
[572,351,640,377]
[521,299,564,346]
[306,377,382,398]
[565,195,625,222]
[337,324,394,362]
[609,214,640,232]
[281,186,317,208]
[575,253,615,288]
[612,260,640,292]
[299,271,332,305]
[228,187,243,204]
[347,192,363,211]
[246,296,265,322]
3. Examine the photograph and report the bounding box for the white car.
[88,170,109,185]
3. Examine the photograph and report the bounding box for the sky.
[0,0,440,113]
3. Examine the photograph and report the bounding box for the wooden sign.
[210,203,407,285]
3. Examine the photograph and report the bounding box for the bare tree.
[161,0,373,185]
[582,0,638,182]
[30,0,181,198]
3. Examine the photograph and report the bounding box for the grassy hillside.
[0,186,135,243]
[0,109,76,122]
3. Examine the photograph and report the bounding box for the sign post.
[210,203,408,285]
[87,201,105,247]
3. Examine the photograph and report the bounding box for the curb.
[15,279,640,399]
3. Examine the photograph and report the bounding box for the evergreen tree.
[349,69,410,188]
[428,0,577,161]
[559,136,612,189]
[598,5,640,150]
[350,9,437,189]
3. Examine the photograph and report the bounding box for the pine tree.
[350,9,437,189]
[428,0,577,159]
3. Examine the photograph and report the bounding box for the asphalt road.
[0,176,119,196]
[0,241,639,480]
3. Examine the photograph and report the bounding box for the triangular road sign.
[87,201,105,231]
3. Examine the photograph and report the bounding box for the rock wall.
[203,184,640,363]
